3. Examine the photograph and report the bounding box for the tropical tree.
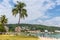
[0,15,7,25]
[12,1,28,24]
[0,15,8,32]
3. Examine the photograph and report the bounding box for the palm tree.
[0,15,8,32]
[12,1,28,24]
[0,15,7,25]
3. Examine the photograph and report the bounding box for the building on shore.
[55,30,60,32]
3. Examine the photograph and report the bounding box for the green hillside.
[7,24,60,32]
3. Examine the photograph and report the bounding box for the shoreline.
[38,36,60,40]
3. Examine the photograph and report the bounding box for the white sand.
[38,37,60,40]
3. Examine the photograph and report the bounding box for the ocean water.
[37,32,60,38]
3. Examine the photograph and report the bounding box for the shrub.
[0,24,6,32]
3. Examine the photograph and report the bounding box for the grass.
[0,35,38,40]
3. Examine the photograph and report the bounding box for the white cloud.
[1,0,12,8]
[21,0,56,20]
[42,17,60,27]
[56,0,60,5]
[30,16,60,27]
[23,0,56,23]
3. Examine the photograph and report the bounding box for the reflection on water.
[37,32,60,38]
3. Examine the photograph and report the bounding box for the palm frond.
[12,8,18,16]
[22,9,28,17]
[17,1,26,9]
[0,15,8,24]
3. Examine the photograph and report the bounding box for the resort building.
[44,30,48,33]
[55,30,60,32]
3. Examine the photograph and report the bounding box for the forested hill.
[7,24,60,32]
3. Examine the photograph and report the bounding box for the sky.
[0,0,60,27]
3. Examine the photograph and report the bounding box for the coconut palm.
[0,15,7,25]
[12,1,28,24]
[0,15,8,32]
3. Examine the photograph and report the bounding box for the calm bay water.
[37,32,60,38]
[24,32,60,38]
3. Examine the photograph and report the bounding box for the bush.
[0,24,6,32]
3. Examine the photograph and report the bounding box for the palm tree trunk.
[18,9,22,25]
[18,14,20,25]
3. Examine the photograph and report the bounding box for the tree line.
[7,24,60,32]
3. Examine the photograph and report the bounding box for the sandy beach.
[38,37,60,40]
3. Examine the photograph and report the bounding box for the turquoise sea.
[37,32,60,38]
